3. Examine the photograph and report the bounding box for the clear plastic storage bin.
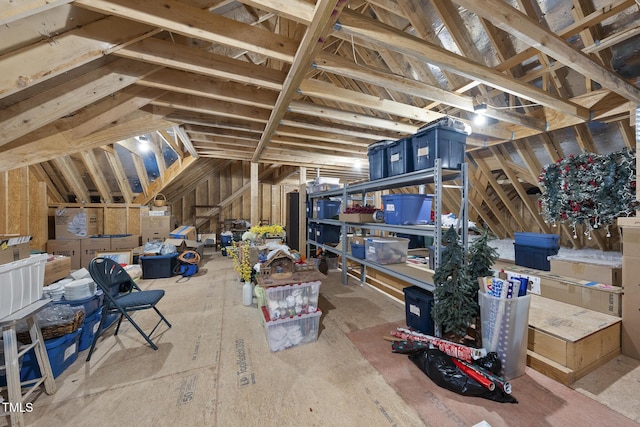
[365,236,409,265]
[261,308,322,352]
[263,281,321,320]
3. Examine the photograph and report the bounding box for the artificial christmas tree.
[432,226,477,340]
[467,226,499,346]
[468,226,499,284]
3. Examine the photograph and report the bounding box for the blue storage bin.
[315,224,340,244]
[381,194,433,225]
[387,137,413,176]
[514,232,560,249]
[140,253,178,279]
[221,235,233,247]
[53,291,103,318]
[351,242,365,259]
[306,200,313,218]
[78,308,119,351]
[412,123,467,170]
[514,243,559,271]
[368,140,391,181]
[20,328,81,381]
[79,310,101,351]
[403,286,434,335]
[316,199,341,219]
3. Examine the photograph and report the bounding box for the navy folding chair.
[86,257,171,361]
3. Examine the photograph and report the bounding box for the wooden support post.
[299,166,307,255]
[250,162,259,227]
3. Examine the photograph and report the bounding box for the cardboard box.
[47,239,81,270]
[527,294,621,385]
[44,255,71,285]
[169,225,197,241]
[80,236,111,269]
[0,235,31,265]
[621,255,640,359]
[619,221,640,358]
[110,234,141,250]
[54,208,99,239]
[141,215,173,242]
[620,225,640,257]
[163,238,203,256]
[549,257,621,286]
[339,213,375,223]
[496,263,622,316]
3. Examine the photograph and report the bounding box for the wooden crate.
[527,294,621,385]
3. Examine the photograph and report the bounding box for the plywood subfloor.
[2,249,639,426]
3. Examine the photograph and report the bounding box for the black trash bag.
[408,348,517,404]
[475,351,502,375]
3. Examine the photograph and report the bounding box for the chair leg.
[153,306,172,328]
[120,310,159,350]
[114,314,125,336]
[86,311,108,362]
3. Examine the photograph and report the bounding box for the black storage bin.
[314,224,341,244]
[514,244,559,271]
[403,286,434,335]
[412,123,467,170]
[387,137,413,176]
[307,222,316,241]
[140,253,178,279]
[397,233,424,249]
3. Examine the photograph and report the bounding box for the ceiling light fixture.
[474,103,488,114]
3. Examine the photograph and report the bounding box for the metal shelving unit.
[306,159,469,293]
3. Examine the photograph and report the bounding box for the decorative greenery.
[538,148,637,238]
[249,224,285,237]
[467,226,499,284]
[228,241,253,282]
[432,226,478,339]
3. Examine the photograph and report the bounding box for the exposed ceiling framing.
[1,0,639,241]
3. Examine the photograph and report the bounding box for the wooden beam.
[0,59,161,146]
[53,156,90,204]
[151,93,271,123]
[28,163,65,204]
[75,0,298,62]
[133,155,198,205]
[137,68,279,110]
[470,151,529,235]
[334,9,590,119]
[0,0,74,25]
[0,16,157,100]
[298,78,443,123]
[253,0,347,161]
[79,150,114,204]
[454,0,640,104]
[287,100,417,134]
[104,149,134,204]
[115,37,286,91]
[492,146,551,234]
[0,109,176,172]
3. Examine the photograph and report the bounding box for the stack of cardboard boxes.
[47,208,141,270]
[140,205,176,243]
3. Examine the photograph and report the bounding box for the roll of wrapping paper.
[454,358,512,395]
[451,357,495,391]
[391,328,487,362]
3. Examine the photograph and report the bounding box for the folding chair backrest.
[89,257,134,299]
